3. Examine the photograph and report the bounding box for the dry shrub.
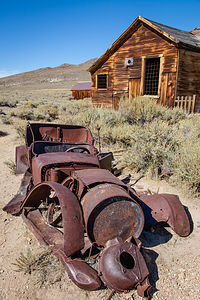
[119,97,187,125]
[1,115,13,124]
[13,104,59,121]
[34,105,59,121]
[172,141,200,196]
[13,248,65,287]
[13,106,35,120]
[0,99,18,107]
[123,121,179,177]
[12,119,27,140]
[177,115,200,140]
[59,101,132,148]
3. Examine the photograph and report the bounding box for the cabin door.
[129,78,141,98]
[160,73,176,107]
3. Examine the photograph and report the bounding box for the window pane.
[97,74,107,89]
[144,58,160,95]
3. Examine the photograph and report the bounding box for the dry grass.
[13,248,65,287]
[4,160,15,174]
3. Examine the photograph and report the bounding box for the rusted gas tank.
[72,169,144,246]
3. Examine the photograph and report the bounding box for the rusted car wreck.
[3,123,190,298]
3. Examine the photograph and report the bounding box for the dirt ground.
[0,123,200,300]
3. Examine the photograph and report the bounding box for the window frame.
[141,54,163,97]
[96,73,108,90]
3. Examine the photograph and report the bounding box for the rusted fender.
[53,248,102,290]
[98,237,151,295]
[21,181,85,256]
[3,170,32,215]
[139,193,191,237]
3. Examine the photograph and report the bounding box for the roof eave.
[177,41,200,52]
[88,16,142,74]
[88,16,180,74]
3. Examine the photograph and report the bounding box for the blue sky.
[0,0,200,77]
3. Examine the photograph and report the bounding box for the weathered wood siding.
[91,24,178,107]
[177,49,200,112]
[72,90,91,100]
[91,56,114,107]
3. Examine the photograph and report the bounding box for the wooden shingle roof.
[88,16,200,74]
[148,19,200,48]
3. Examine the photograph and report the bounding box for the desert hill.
[0,58,97,91]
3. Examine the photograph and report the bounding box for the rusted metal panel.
[22,209,63,247]
[98,152,113,171]
[139,193,190,237]
[73,168,127,189]
[32,152,100,184]
[15,145,29,174]
[26,123,94,146]
[53,248,101,290]
[3,170,32,215]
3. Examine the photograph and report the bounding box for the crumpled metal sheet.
[2,170,32,215]
[139,193,190,237]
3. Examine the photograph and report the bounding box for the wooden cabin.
[71,81,91,100]
[88,16,200,112]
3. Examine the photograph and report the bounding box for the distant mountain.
[0,58,97,90]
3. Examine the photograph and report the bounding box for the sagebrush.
[2,92,200,197]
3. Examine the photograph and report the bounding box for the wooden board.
[129,78,141,98]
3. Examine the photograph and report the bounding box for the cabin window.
[144,58,160,95]
[97,74,107,89]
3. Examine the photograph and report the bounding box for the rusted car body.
[3,123,190,298]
